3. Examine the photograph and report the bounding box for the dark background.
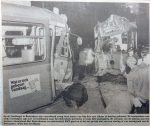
[31,2,149,48]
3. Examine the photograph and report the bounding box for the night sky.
[31,1,149,48]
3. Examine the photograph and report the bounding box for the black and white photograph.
[1,0,149,115]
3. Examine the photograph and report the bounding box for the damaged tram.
[94,15,137,74]
[2,2,80,113]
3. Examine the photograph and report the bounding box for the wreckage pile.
[100,73,127,85]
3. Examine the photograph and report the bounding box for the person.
[127,47,149,113]
[137,45,149,65]
[85,44,95,74]
[78,48,87,80]
[78,44,95,80]
[125,47,138,74]
[70,36,83,81]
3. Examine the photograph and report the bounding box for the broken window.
[122,32,128,44]
[54,27,70,58]
[2,21,46,65]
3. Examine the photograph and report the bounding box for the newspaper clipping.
[1,0,150,126]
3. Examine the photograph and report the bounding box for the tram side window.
[2,22,46,65]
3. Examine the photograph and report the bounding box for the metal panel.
[3,64,51,113]
[2,13,52,113]
[2,2,67,27]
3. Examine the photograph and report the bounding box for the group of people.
[69,42,149,113]
[107,47,149,114]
